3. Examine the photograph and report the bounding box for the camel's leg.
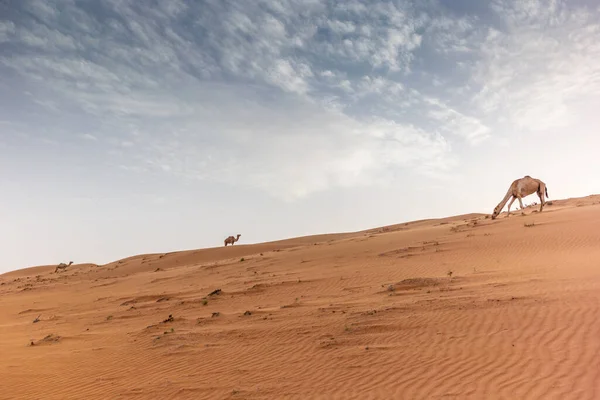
[517,196,525,215]
[506,196,515,217]
[538,192,545,212]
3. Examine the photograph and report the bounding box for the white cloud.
[266,59,313,95]
[6,0,598,202]
[425,97,491,145]
[471,0,600,133]
[103,85,453,200]
[0,21,16,42]
[0,0,477,200]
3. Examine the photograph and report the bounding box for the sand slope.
[2,196,600,399]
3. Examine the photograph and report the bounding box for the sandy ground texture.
[2,195,600,399]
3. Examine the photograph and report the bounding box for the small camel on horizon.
[492,175,549,220]
[55,261,73,273]
[224,234,241,247]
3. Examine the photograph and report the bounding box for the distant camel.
[55,261,73,273]
[492,175,549,220]
[224,234,241,246]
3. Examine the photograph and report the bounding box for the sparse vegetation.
[202,300,208,306]
[240,258,245,262]
[30,334,61,346]
[524,222,536,228]
[447,270,453,279]
[106,315,113,321]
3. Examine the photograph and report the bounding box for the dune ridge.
[1,194,600,399]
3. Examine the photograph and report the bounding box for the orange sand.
[2,196,600,399]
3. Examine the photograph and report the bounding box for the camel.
[55,261,73,273]
[491,175,549,220]
[224,234,241,246]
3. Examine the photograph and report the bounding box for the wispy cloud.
[2,0,599,201]
[0,21,15,42]
[470,0,600,133]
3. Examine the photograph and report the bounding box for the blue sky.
[1,0,600,272]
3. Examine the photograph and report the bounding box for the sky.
[1,0,600,273]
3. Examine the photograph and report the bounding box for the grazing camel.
[491,175,549,220]
[224,234,241,247]
[55,261,73,273]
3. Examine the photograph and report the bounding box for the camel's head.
[491,208,500,220]
[236,234,241,238]
[68,261,73,265]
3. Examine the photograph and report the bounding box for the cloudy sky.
[1,0,599,272]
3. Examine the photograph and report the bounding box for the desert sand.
[2,196,600,399]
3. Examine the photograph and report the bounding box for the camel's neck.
[495,188,513,211]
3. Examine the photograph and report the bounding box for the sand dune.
[2,195,600,399]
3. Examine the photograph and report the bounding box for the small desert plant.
[524,222,535,228]
[106,315,113,321]
[447,270,453,279]
[202,300,208,306]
